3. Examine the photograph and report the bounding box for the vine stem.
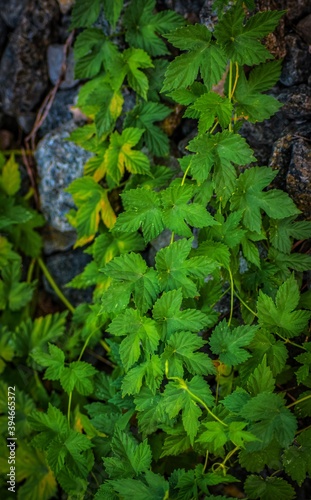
[228,267,234,327]
[67,391,72,425]
[38,257,75,314]
[27,258,36,283]
[287,393,311,409]
[276,333,306,351]
[234,290,257,317]
[165,362,227,427]
[228,61,233,131]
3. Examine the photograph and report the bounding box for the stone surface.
[296,14,311,45]
[47,44,78,89]
[44,250,93,306]
[38,88,79,137]
[280,35,311,86]
[0,0,59,117]
[35,120,93,233]
[276,85,311,120]
[287,139,311,219]
[42,226,77,255]
[0,0,28,29]
[56,0,74,14]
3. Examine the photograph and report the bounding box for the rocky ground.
[0,0,310,309]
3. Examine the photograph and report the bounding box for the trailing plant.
[1,0,311,499]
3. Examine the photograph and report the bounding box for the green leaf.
[124,101,171,156]
[32,343,65,381]
[71,0,102,27]
[60,361,97,395]
[239,439,282,473]
[122,355,163,395]
[115,188,164,242]
[231,167,300,233]
[124,0,184,56]
[155,238,217,298]
[152,289,210,339]
[162,376,214,444]
[190,92,233,133]
[242,392,297,449]
[0,154,21,195]
[161,184,218,237]
[108,309,160,370]
[163,330,215,377]
[15,443,57,500]
[74,31,121,79]
[282,428,311,486]
[0,236,19,267]
[103,0,123,29]
[162,24,227,92]
[0,261,35,311]
[109,471,169,500]
[112,48,154,99]
[102,252,160,313]
[187,131,255,202]
[209,320,258,366]
[228,421,258,448]
[257,274,311,338]
[295,346,311,385]
[103,428,152,479]
[270,217,311,254]
[247,355,275,396]
[235,65,283,122]
[214,5,284,65]
[28,404,68,448]
[195,240,231,270]
[104,128,150,184]
[160,428,191,457]
[244,475,295,500]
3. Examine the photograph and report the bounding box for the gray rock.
[287,138,311,219]
[44,250,93,306]
[0,16,8,59]
[0,0,28,29]
[47,45,79,89]
[297,14,311,45]
[35,120,93,233]
[42,226,77,255]
[38,88,79,137]
[0,0,59,117]
[157,0,205,18]
[276,85,311,121]
[280,34,311,86]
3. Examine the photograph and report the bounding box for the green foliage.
[2,1,311,499]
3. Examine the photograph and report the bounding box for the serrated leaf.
[247,355,275,396]
[155,238,217,298]
[244,475,295,500]
[122,355,163,395]
[163,330,215,377]
[209,320,258,366]
[115,188,164,242]
[152,289,209,339]
[124,101,171,156]
[214,5,284,65]
[60,361,97,395]
[108,309,160,370]
[191,92,233,133]
[0,154,21,195]
[71,0,102,28]
[101,252,160,313]
[187,131,255,202]
[103,0,123,29]
[32,343,65,381]
[257,274,311,338]
[124,0,184,57]
[161,184,218,237]
[231,167,300,233]
[162,24,227,92]
[239,439,282,473]
[270,217,311,254]
[282,428,311,486]
[162,376,214,444]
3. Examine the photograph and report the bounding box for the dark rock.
[16,113,36,134]
[38,88,78,137]
[276,85,311,121]
[56,0,74,14]
[157,0,205,19]
[47,44,78,89]
[42,226,77,255]
[35,120,93,233]
[0,0,59,118]
[44,250,93,306]
[0,0,28,29]
[280,34,311,86]
[296,14,311,45]
[0,16,8,59]
[287,139,311,219]
[285,0,311,23]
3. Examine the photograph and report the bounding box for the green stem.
[228,267,234,327]
[38,257,75,314]
[234,290,257,317]
[231,62,239,98]
[181,163,191,186]
[211,287,231,309]
[78,329,99,361]
[27,258,36,283]
[287,393,311,409]
[3,149,33,156]
[165,366,227,427]
[67,391,72,425]
[100,339,111,353]
[222,446,239,467]
[203,450,209,473]
[228,61,233,131]
[209,121,219,134]
[276,333,306,351]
